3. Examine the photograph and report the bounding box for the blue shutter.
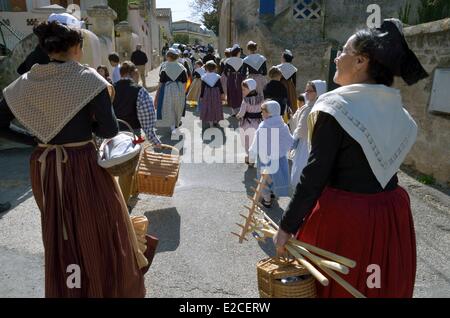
[260,0,275,15]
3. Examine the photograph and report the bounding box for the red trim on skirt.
[296,186,416,298]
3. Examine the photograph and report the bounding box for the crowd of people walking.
[0,11,430,299]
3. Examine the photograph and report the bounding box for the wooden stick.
[316,263,366,298]
[253,179,269,188]
[295,245,350,275]
[262,215,356,269]
[247,196,266,210]
[291,240,356,269]
[231,232,248,241]
[285,245,329,286]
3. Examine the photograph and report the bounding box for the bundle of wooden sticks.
[232,173,366,298]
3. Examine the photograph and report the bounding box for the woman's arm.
[0,98,36,145]
[90,88,119,139]
[280,112,343,234]
[261,61,267,76]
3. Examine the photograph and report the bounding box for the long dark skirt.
[30,143,146,298]
[200,87,224,122]
[297,186,416,298]
[227,72,245,109]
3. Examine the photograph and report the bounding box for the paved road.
[0,68,449,298]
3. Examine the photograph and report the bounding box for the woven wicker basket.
[257,257,317,298]
[136,144,180,197]
[98,120,141,177]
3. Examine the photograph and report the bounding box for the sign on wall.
[429,68,450,115]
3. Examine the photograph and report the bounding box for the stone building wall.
[219,0,414,93]
[396,18,450,186]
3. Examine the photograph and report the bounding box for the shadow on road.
[0,148,34,219]
[144,207,181,253]
[243,166,257,196]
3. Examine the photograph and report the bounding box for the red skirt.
[296,187,416,298]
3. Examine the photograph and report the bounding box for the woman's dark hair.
[96,65,110,78]
[297,94,305,103]
[119,61,136,77]
[268,66,282,79]
[231,47,240,57]
[108,52,120,63]
[166,51,179,60]
[352,28,395,87]
[247,42,257,52]
[283,52,293,63]
[205,62,216,72]
[33,21,83,55]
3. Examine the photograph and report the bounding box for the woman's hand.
[273,228,292,255]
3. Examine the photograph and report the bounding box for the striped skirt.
[248,74,268,97]
[30,143,146,298]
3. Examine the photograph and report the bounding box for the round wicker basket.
[257,257,317,298]
[98,119,141,177]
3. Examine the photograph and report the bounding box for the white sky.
[156,0,202,23]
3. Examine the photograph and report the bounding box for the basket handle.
[117,119,139,141]
[144,144,180,156]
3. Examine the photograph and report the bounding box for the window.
[293,0,322,20]
[259,0,275,15]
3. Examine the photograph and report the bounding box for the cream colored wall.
[397,19,450,186]
[127,7,152,69]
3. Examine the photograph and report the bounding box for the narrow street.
[0,68,449,298]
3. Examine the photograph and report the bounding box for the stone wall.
[0,33,38,99]
[219,0,412,94]
[396,18,450,186]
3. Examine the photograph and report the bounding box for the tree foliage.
[417,0,450,23]
[173,34,190,45]
[189,0,221,36]
[108,0,129,23]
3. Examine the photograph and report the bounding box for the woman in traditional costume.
[237,79,264,165]
[249,101,294,208]
[278,49,298,114]
[290,80,327,187]
[180,50,193,94]
[274,19,429,298]
[243,41,268,97]
[0,20,148,297]
[156,48,188,135]
[220,48,232,100]
[186,60,205,108]
[199,61,224,128]
[224,44,246,116]
[263,66,289,120]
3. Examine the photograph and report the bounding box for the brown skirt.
[281,77,298,113]
[30,143,146,298]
